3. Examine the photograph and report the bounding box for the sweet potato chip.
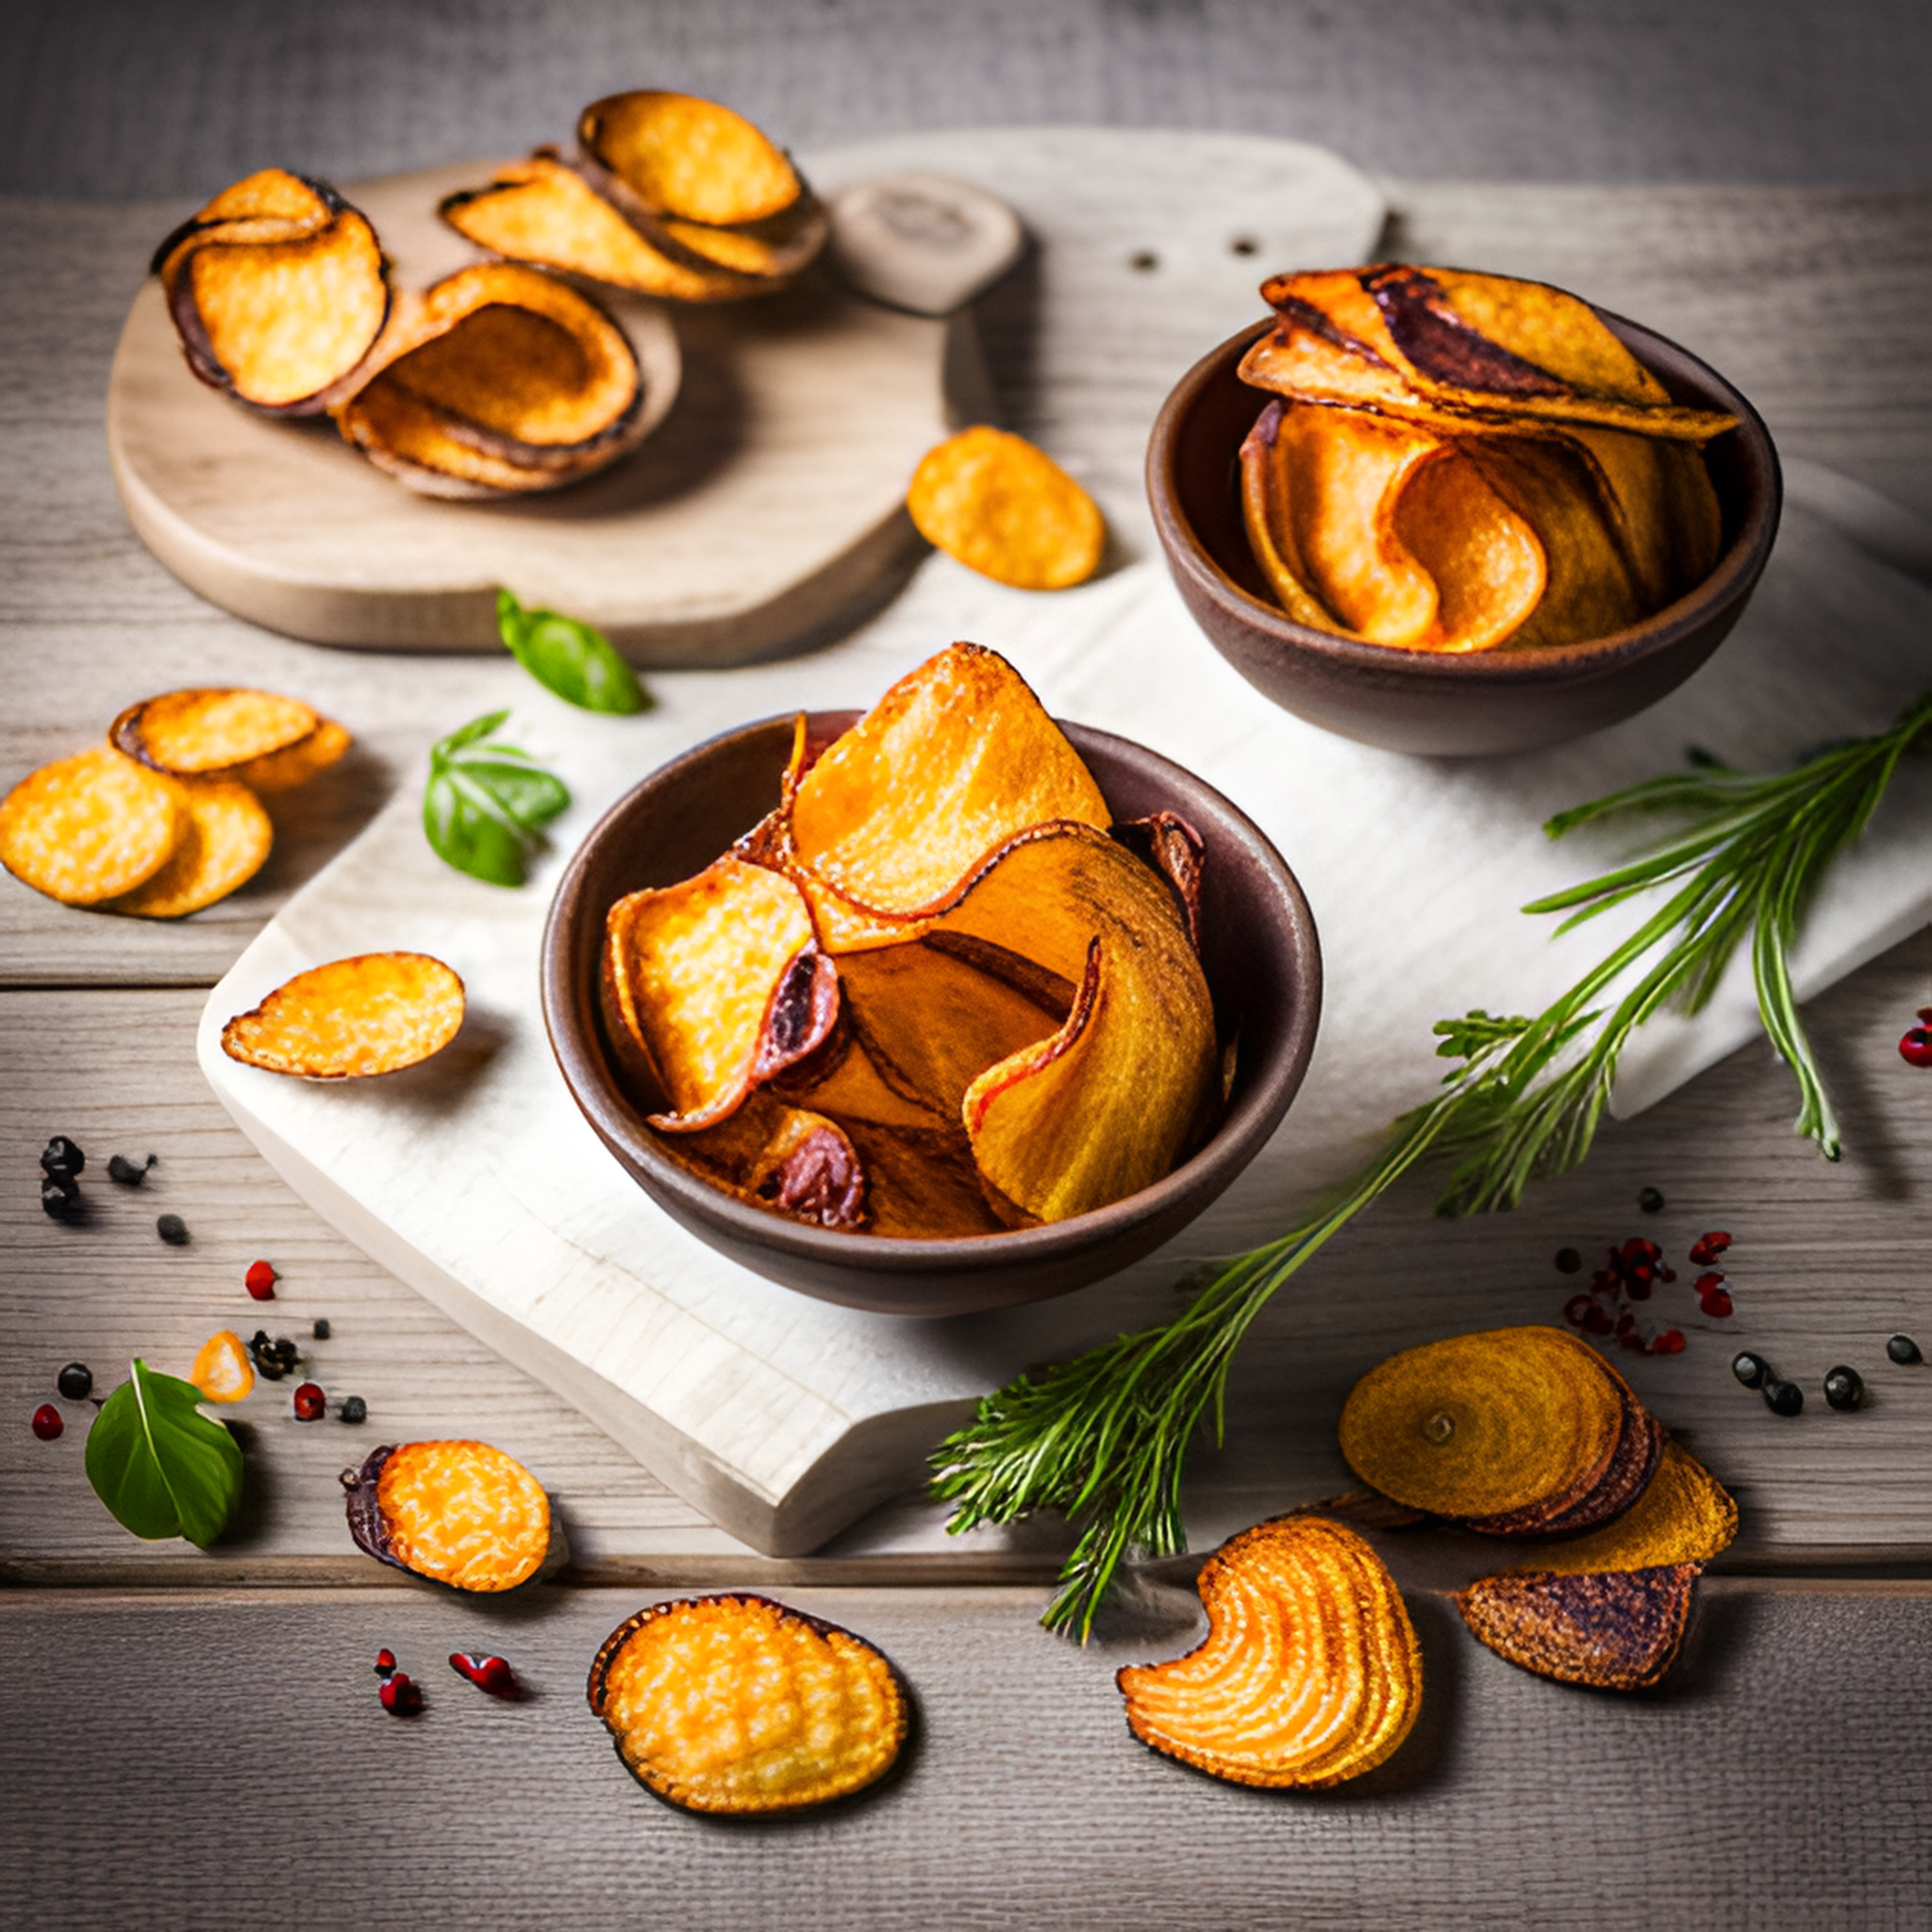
[589,1594,908,1815]
[0,747,184,906]
[111,688,318,776]
[220,952,465,1078]
[226,717,352,794]
[343,1441,554,1592]
[440,153,765,304]
[1457,1562,1701,1691]
[108,776,271,919]
[189,1329,255,1405]
[604,857,837,1131]
[154,171,390,415]
[1505,1441,1738,1574]
[1339,1326,1627,1521]
[908,426,1106,591]
[579,92,802,226]
[1118,1515,1422,1789]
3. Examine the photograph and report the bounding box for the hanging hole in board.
[1229,236,1258,257]
[1129,250,1158,272]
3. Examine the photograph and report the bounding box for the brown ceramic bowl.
[541,711,1321,1317]
[1148,312,1781,757]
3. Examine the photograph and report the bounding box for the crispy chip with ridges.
[0,747,184,906]
[579,92,802,225]
[908,426,1105,591]
[112,688,318,775]
[108,776,271,919]
[589,1594,908,1814]
[1117,1515,1422,1789]
[373,1439,552,1591]
[220,951,464,1078]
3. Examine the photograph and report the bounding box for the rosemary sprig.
[932,691,1932,1641]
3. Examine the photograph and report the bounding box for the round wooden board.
[107,158,964,663]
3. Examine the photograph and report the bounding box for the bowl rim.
[1147,307,1782,688]
[541,710,1323,1280]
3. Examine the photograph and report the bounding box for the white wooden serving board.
[194,131,1932,1557]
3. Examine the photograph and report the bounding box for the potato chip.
[226,717,352,793]
[189,1329,254,1404]
[344,1440,553,1591]
[579,92,802,226]
[589,1594,908,1814]
[109,775,271,919]
[0,747,184,906]
[654,193,828,282]
[112,688,318,775]
[908,426,1105,591]
[220,952,465,1078]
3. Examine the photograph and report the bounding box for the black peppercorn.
[156,1213,189,1246]
[108,1153,156,1186]
[340,1395,368,1424]
[1555,1247,1582,1274]
[1763,1378,1804,1417]
[246,1330,300,1381]
[1638,1187,1665,1214]
[1887,1334,1923,1366]
[1824,1365,1864,1411]
[1731,1351,1770,1390]
[41,1176,81,1220]
[40,1137,84,1180]
[312,1318,331,1341]
[56,1362,92,1401]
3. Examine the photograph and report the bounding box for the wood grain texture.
[3,1582,1928,1931]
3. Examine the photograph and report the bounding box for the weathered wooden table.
[4,177,1930,1929]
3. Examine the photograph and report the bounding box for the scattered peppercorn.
[1651,1327,1687,1355]
[31,1404,64,1441]
[1900,1027,1932,1069]
[246,1331,300,1380]
[312,1318,330,1341]
[156,1213,189,1246]
[56,1362,92,1401]
[449,1652,520,1699]
[1731,1351,1770,1389]
[39,1137,84,1180]
[1695,1273,1734,1319]
[374,1648,396,1677]
[1639,1187,1665,1214]
[1689,1231,1733,1267]
[292,1382,326,1421]
[107,1153,157,1186]
[1887,1334,1923,1365]
[244,1259,277,1301]
[1763,1378,1804,1417]
[378,1672,423,1716]
[340,1395,367,1424]
[1555,1247,1582,1274]
[41,1176,81,1221]
[1824,1365,1865,1411]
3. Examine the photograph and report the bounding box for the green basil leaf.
[498,588,649,715]
[445,758,572,829]
[438,708,512,756]
[424,712,573,887]
[84,1358,242,1547]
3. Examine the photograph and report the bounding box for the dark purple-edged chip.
[1456,1562,1703,1691]
[1462,1392,1665,1541]
[341,1444,403,1573]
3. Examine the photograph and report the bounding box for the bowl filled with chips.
[1148,265,1780,757]
[541,644,1321,1316]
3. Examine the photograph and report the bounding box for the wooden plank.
[2,1581,1927,1930]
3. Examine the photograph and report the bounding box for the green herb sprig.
[497,588,650,715]
[85,1358,243,1547]
[933,691,1932,1641]
[423,710,571,886]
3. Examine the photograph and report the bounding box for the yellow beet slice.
[908,426,1106,591]
[1118,1515,1422,1789]
[189,1329,254,1404]
[111,687,319,776]
[1457,1562,1701,1691]
[108,776,271,919]
[1339,1326,1627,1520]
[1504,1441,1738,1575]
[343,1440,553,1591]
[226,717,352,794]
[589,1594,908,1814]
[0,746,185,906]
[579,92,802,225]
[220,952,465,1078]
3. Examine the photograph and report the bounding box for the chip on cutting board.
[112,688,319,776]
[0,746,185,906]
[342,1441,555,1591]
[110,776,272,919]
[908,427,1105,590]
[588,1594,908,1814]
[220,952,465,1077]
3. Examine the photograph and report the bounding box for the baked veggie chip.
[1459,1374,1663,1540]
[1117,1515,1422,1789]
[111,687,318,776]
[0,747,184,906]
[604,857,838,1130]
[108,775,272,919]
[153,168,390,415]
[343,1441,554,1591]
[654,196,828,283]
[1457,1562,1701,1692]
[221,951,465,1078]
[189,1329,255,1404]
[589,1594,908,1814]
[336,263,644,498]
[1502,1441,1738,1574]
[1338,1326,1627,1521]
[655,1095,870,1230]
[908,426,1106,591]
[225,716,352,794]
[578,92,803,226]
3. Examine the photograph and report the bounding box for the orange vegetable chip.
[344,1440,554,1591]
[1118,1515,1423,1789]
[109,775,271,919]
[579,92,803,226]
[1457,1562,1701,1692]
[225,717,352,794]
[220,951,465,1078]
[0,746,184,906]
[604,857,837,1130]
[111,688,319,776]
[659,1097,870,1231]
[1504,1441,1738,1575]
[589,1594,908,1815]
[1460,1374,1663,1539]
[189,1329,255,1404]
[652,193,829,283]
[908,426,1106,591]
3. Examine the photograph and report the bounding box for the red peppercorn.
[449,1652,520,1699]
[1688,1231,1732,1266]
[374,1648,396,1677]
[1919,1008,1932,1024]
[292,1382,325,1421]
[31,1404,63,1441]
[245,1259,277,1300]
[379,1672,423,1716]
[1654,1328,1687,1355]
[1901,1027,1932,1069]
